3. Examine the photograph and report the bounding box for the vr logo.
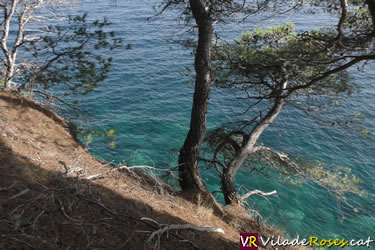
[240,233,259,250]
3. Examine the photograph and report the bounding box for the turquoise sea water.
[70,0,374,246]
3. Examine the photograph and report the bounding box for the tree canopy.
[0,0,122,96]
[204,0,375,204]
[159,0,374,207]
[159,0,302,206]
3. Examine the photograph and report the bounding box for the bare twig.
[240,190,277,202]
[83,165,173,180]
[146,223,224,250]
[81,197,199,249]
[32,210,45,231]
[0,180,17,191]
[57,198,80,223]
[82,165,129,180]
[147,223,224,242]
[1,234,35,248]
[9,189,30,200]
[141,217,161,227]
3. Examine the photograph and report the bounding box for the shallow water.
[68,0,374,244]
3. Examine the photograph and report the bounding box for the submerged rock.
[284,209,305,221]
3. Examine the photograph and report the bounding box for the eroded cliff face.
[0,92,259,250]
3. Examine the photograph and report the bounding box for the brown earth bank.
[0,92,294,250]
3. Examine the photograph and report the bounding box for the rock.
[284,209,305,221]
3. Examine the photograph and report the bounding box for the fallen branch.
[1,234,35,249]
[57,198,80,223]
[9,188,30,200]
[147,223,224,245]
[126,165,171,172]
[59,161,85,177]
[240,190,277,201]
[32,210,45,231]
[80,197,199,249]
[141,217,160,226]
[0,180,17,191]
[83,165,174,180]
[83,166,129,180]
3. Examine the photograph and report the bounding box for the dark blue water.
[70,0,374,244]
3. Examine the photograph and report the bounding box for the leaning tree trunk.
[178,0,213,191]
[221,148,249,204]
[221,81,287,204]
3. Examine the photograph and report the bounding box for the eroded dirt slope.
[0,92,247,249]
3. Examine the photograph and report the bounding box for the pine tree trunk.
[178,0,213,191]
[221,81,287,204]
[221,149,249,204]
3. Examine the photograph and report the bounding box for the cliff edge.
[0,92,280,249]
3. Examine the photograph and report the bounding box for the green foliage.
[204,126,366,201]
[212,23,359,97]
[360,129,372,137]
[0,79,4,88]
[353,111,365,119]
[302,162,366,198]
[309,0,367,14]
[84,133,94,145]
[108,141,116,148]
[77,125,117,149]
[330,100,342,107]
[258,156,367,199]
[23,13,123,96]
[106,129,117,138]
[211,0,375,100]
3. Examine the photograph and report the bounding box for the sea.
[54,0,374,245]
